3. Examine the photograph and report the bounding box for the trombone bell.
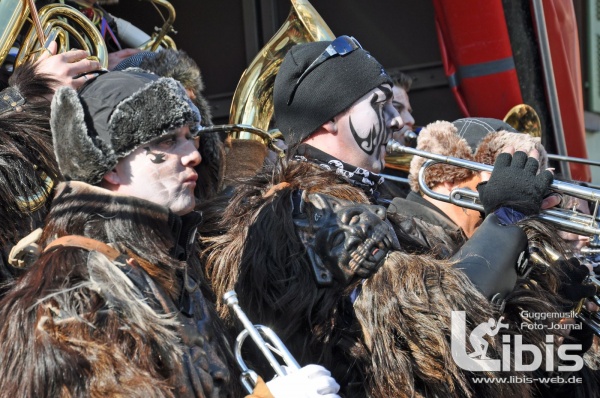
[503,104,542,138]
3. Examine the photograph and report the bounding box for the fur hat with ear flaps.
[409,117,548,193]
[409,120,476,192]
[50,70,201,185]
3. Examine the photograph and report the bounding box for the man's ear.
[102,169,121,186]
[321,119,338,135]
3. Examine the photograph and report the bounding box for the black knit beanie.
[274,40,392,145]
[51,70,201,185]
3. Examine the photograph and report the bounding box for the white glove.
[266,364,341,398]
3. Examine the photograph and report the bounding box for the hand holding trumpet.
[477,148,554,219]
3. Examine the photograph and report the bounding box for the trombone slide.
[386,140,600,238]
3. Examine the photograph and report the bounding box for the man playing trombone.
[398,117,600,396]
[273,37,552,304]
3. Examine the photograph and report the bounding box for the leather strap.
[44,235,123,261]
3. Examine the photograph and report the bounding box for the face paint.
[333,84,402,173]
[349,89,386,156]
[293,192,400,285]
[111,126,202,215]
[143,147,166,164]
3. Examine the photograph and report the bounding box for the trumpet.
[223,291,300,394]
[386,139,600,238]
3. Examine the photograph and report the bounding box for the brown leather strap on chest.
[44,235,123,261]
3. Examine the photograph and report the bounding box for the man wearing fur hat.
[0,70,341,398]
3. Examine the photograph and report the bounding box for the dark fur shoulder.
[0,246,182,397]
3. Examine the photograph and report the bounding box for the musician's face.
[334,84,403,173]
[392,85,415,129]
[392,85,416,145]
[105,126,202,215]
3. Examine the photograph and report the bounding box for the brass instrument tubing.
[27,0,46,45]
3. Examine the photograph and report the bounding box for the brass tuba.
[0,0,108,69]
[212,0,334,149]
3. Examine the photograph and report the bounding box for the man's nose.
[404,112,415,129]
[389,111,404,133]
[182,141,202,167]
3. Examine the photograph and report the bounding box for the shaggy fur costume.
[201,161,548,397]
[354,251,530,398]
[409,120,548,193]
[0,62,61,288]
[202,161,370,396]
[0,181,240,397]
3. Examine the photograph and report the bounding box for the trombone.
[223,291,300,394]
[386,139,600,335]
[386,139,600,238]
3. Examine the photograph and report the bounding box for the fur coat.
[0,181,240,398]
[202,161,535,398]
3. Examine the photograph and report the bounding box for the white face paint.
[334,84,403,173]
[111,125,202,215]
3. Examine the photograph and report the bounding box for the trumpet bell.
[224,290,301,394]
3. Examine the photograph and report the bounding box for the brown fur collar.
[42,181,183,297]
[0,241,183,397]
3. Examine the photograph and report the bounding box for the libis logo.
[451,311,583,372]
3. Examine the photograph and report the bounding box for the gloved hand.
[557,257,596,308]
[555,257,597,354]
[266,365,341,398]
[477,151,553,217]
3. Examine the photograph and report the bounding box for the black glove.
[557,258,596,354]
[477,151,554,217]
[557,257,596,308]
[451,214,528,302]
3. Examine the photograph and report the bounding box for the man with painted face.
[0,70,341,398]
[273,36,553,304]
